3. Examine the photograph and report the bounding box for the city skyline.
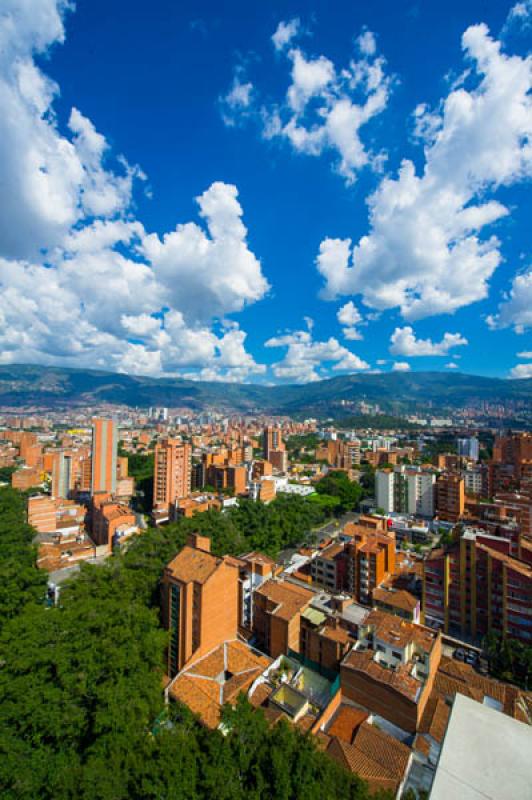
[0,0,531,384]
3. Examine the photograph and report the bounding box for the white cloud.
[141,182,269,323]
[486,268,532,333]
[392,361,411,372]
[265,328,369,382]
[316,23,532,319]
[223,26,392,183]
[502,0,532,35]
[445,362,459,369]
[357,29,377,57]
[509,362,532,378]
[0,3,269,382]
[272,18,301,52]
[389,326,468,356]
[219,71,254,126]
[517,351,532,358]
[337,300,364,340]
[0,4,144,260]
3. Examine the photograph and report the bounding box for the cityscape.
[2,401,532,798]
[1,1,531,799]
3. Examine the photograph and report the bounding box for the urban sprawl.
[2,403,532,798]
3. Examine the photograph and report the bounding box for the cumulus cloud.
[337,301,364,339]
[486,268,532,333]
[392,361,411,372]
[509,363,532,378]
[389,326,468,356]
[222,22,392,183]
[445,362,459,369]
[517,351,532,358]
[272,18,301,51]
[316,24,532,319]
[0,3,145,260]
[265,328,369,382]
[0,3,269,382]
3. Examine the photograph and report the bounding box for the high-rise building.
[52,451,73,499]
[457,437,480,462]
[436,473,465,522]
[162,533,240,676]
[376,466,435,518]
[263,426,284,461]
[376,469,394,513]
[423,529,532,644]
[153,438,191,509]
[91,418,117,495]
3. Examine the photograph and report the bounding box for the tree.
[315,471,363,513]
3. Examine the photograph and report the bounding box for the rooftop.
[168,640,271,729]
[430,694,532,800]
[327,721,411,795]
[165,545,226,585]
[255,578,313,621]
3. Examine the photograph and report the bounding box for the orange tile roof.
[168,640,271,729]
[327,722,410,793]
[327,705,369,743]
[256,579,313,621]
[434,657,532,724]
[372,587,418,612]
[343,649,421,702]
[366,609,437,653]
[166,545,224,585]
[418,696,450,743]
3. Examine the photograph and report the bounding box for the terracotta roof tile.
[327,706,369,743]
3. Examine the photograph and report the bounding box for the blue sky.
[0,0,530,383]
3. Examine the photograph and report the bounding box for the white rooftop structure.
[430,693,532,800]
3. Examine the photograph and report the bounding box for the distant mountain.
[0,364,530,418]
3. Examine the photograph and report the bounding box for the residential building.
[457,437,480,462]
[11,467,41,490]
[423,528,532,643]
[52,451,74,499]
[153,439,191,509]
[28,495,56,533]
[162,533,240,676]
[343,525,396,604]
[436,473,465,522]
[90,493,137,551]
[166,640,271,729]
[253,578,314,658]
[376,469,394,513]
[205,463,246,495]
[91,418,117,495]
[340,609,442,732]
[263,426,284,461]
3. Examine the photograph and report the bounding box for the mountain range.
[0,364,530,417]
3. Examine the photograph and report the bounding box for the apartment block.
[423,528,532,644]
[435,473,465,522]
[153,439,191,509]
[263,426,284,461]
[341,610,442,732]
[205,463,246,495]
[90,492,137,550]
[252,578,313,658]
[376,466,436,517]
[344,525,396,604]
[28,494,56,533]
[91,418,117,495]
[12,467,41,490]
[162,533,240,676]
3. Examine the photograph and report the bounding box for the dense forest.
[0,487,388,799]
